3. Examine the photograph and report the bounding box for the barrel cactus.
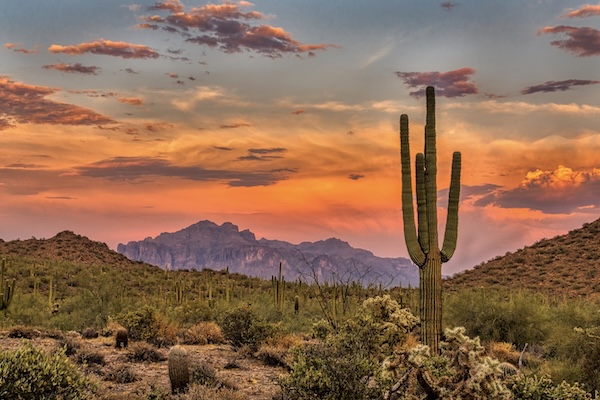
[168,345,190,394]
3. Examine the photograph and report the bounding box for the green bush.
[0,342,95,399]
[116,305,158,342]
[219,305,274,351]
[444,290,550,348]
[281,295,419,400]
[507,374,591,400]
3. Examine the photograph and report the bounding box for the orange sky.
[1,1,600,275]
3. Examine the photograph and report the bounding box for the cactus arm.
[441,152,462,262]
[400,114,426,267]
[424,86,439,253]
[415,153,429,253]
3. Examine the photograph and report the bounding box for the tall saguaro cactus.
[400,86,461,353]
[1,259,15,311]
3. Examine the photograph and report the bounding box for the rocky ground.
[0,329,287,400]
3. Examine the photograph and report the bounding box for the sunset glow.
[1,1,599,274]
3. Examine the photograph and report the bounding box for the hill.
[445,218,600,298]
[117,220,419,287]
[0,231,148,270]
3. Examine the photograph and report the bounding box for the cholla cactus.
[385,327,513,399]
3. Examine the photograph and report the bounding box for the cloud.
[4,43,38,54]
[440,2,459,11]
[42,63,100,75]
[49,39,160,59]
[395,68,478,97]
[136,1,334,57]
[148,0,184,13]
[76,156,294,187]
[220,123,250,129]
[475,165,600,214]
[248,147,286,154]
[292,110,305,115]
[145,122,173,131]
[521,79,600,94]
[538,25,600,57]
[117,97,144,106]
[0,76,115,128]
[236,147,287,161]
[122,68,139,74]
[561,4,600,18]
[348,174,365,180]
[213,146,234,151]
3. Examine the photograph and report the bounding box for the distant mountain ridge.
[117,220,419,287]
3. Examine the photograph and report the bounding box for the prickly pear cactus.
[168,345,190,394]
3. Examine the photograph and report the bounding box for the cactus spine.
[168,345,190,394]
[400,86,461,353]
[1,259,15,311]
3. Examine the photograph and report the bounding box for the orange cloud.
[42,63,100,75]
[0,76,115,128]
[538,25,600,57]
[117,97,144,106]
[561,5,600,18]
[475,165,600,214]
[395,68,479,98]
[49,39,160,59]
[137,1,334,57]
[291,110,305,115]
[4,43,38,54]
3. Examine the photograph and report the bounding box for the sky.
[1,0,599,276]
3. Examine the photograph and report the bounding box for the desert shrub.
[507,374,591,400]
[58,336,81,356]
[179,384,245,400]
[255,334,304,368]
[444,290,550,348]
[181,321,225,345]
[0,342,95,399]
[104,364,138,383]
[81,327,98,339]
[116,306,158,342]
[219,305,275,351]
[127,342,166,362]
[74,347,105,365]
[281,295,419,400]
[190,360,218,386]
[7,324,41,339]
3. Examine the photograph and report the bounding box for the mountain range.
[117,220,419,287]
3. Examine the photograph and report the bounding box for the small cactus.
[115,328,128,349]
[1,259,15,311]
[168,345,190,394]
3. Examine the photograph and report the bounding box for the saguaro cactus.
[400,86,461,353]
[1,259,15,311]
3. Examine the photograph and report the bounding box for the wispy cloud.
[76,156,295,187]
[560,4,600,18]
[348,174,365,180]
[117,97,144,106]
[42,63,100,75]
[475,165,600,214]
[538,25,600,57]
[4,43,38,54]
[395,67,478,97]
[220,123,250,129]
[440,2,459,11]
[236,147,287,162]
[521,79,600,94]
[0,76,115,129]
[136,1,335,58]
[49,39,160,59]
